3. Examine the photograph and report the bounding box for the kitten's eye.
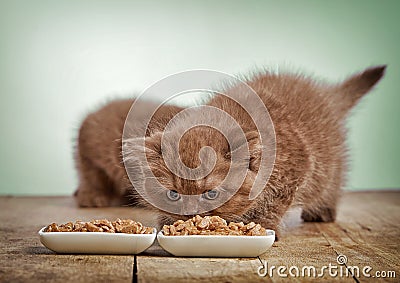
[166,190,181,201]
[203,189,219,200]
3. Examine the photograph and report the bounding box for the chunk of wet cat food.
[43,219,153,234]
[162,215,267,236]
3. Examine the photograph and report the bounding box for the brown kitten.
[74,98,183,207]
[136,66,386,237]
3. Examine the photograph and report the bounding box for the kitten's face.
[143,126,261,224]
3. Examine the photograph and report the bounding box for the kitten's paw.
[301,207,336,222]
[74,187,112,207]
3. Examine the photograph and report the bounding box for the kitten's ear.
[246,131,262,171]
[335,65,386,113]
[144,131,163,156]
[124,131,163,161]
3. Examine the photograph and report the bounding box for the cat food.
[44,219,153,234]
[162,215,266,236]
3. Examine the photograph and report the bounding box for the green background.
[1,0,399,195]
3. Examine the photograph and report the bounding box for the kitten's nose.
[180,195,200,215]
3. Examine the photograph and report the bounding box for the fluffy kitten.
[75,66,385,238]
[74,99,183,207]
[129,66,386,237]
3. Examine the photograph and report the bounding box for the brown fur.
[74,99,183,207]
[74,66,385,238]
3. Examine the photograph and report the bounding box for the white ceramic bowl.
[39,227,157,254]
[157,229,275,257]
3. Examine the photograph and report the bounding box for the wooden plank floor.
[0,191,398,282]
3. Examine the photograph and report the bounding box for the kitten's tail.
[333,65,386,117]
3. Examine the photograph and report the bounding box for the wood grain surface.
[0,192,398,282]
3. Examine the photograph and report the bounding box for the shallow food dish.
[157,229,275,257]
[39,227,157,254]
